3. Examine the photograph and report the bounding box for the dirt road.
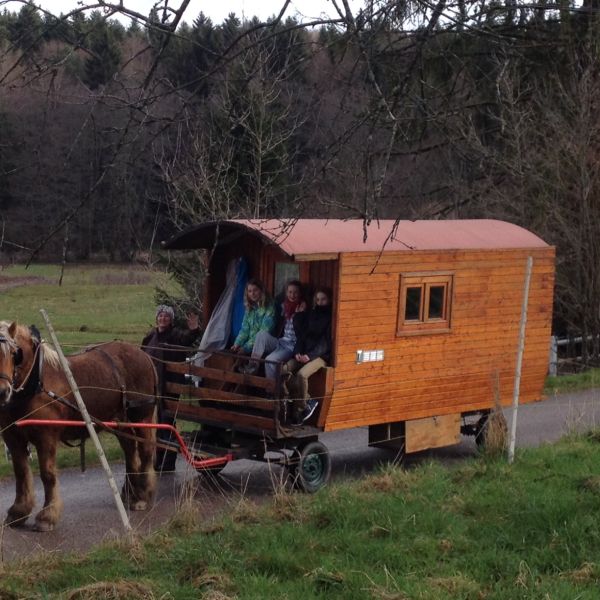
[0,388,598,563]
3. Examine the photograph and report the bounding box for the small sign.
[356,349,385,363]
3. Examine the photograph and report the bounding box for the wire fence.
[548,335,600,375]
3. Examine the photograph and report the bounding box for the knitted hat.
[155,305,175,321]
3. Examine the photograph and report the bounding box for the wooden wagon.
[158,219,555,491]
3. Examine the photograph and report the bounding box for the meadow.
[0,263,179,349]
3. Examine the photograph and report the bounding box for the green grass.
[0,263,179,349]
[545,368,600,395]
[3,435,600,598]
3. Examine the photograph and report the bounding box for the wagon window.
[397,273,453,336]
[428,285,445,319]
[404,287,423,321]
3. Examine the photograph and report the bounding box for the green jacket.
[234,303,276,353]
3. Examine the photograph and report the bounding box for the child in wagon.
[287,287,332,425]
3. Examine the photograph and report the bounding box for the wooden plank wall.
[324,247,555,431]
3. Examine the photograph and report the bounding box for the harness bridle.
[0,334,20,385]
[0,330,43,410]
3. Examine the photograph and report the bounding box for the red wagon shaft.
[16,419,234,471]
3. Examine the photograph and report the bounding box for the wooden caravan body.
[161,219,554,480]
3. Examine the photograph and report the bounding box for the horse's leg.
[3,432,35,526]
[118,433,146,510]
[135,425,156,508]
[33,436,63,532]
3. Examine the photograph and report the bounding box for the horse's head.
[0,321,40,409]
[0,322,22,408]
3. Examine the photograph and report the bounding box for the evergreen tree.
[82,13,122,89]
[8,5,43,54]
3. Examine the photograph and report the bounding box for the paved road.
[1,388,599,563]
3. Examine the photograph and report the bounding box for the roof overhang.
[161,219,549,259]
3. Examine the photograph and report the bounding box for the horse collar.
[11,340,43,404]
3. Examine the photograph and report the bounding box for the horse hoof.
[5,514,28,528]
[130,500,147,511]
[33,520,55,532]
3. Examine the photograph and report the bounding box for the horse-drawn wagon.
[157,218,555,492]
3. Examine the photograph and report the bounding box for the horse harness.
[51,345,157,468]
[83,345,156,414]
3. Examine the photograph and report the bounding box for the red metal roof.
[162,219,549,257]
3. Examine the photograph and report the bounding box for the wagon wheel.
[288,441,331,493]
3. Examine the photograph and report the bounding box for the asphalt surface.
[0,387,599,563]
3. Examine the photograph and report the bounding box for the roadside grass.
[0,263,181,476]
[545,368,600,395]
[3,434,600,599]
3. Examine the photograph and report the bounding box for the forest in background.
[0,0,599,355]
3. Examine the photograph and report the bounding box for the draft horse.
[0,321,158,531]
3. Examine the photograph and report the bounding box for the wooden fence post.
[40,309,132,532]
[508,256,533,465]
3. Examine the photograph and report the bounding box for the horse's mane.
[41,343,60,369]
[0,321,12,358]
[0,321,60,369]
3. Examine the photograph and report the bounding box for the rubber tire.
[291,441,331,493]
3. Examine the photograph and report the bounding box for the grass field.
[0,263,180,349]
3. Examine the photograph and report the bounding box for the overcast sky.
[4,1,348,25]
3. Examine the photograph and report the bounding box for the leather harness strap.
[85,345,156,413]
[85,346,128,416]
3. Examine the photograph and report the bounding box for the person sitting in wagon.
[287,287,332,425]
[238,279,306,378]
[230,278,276,358]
